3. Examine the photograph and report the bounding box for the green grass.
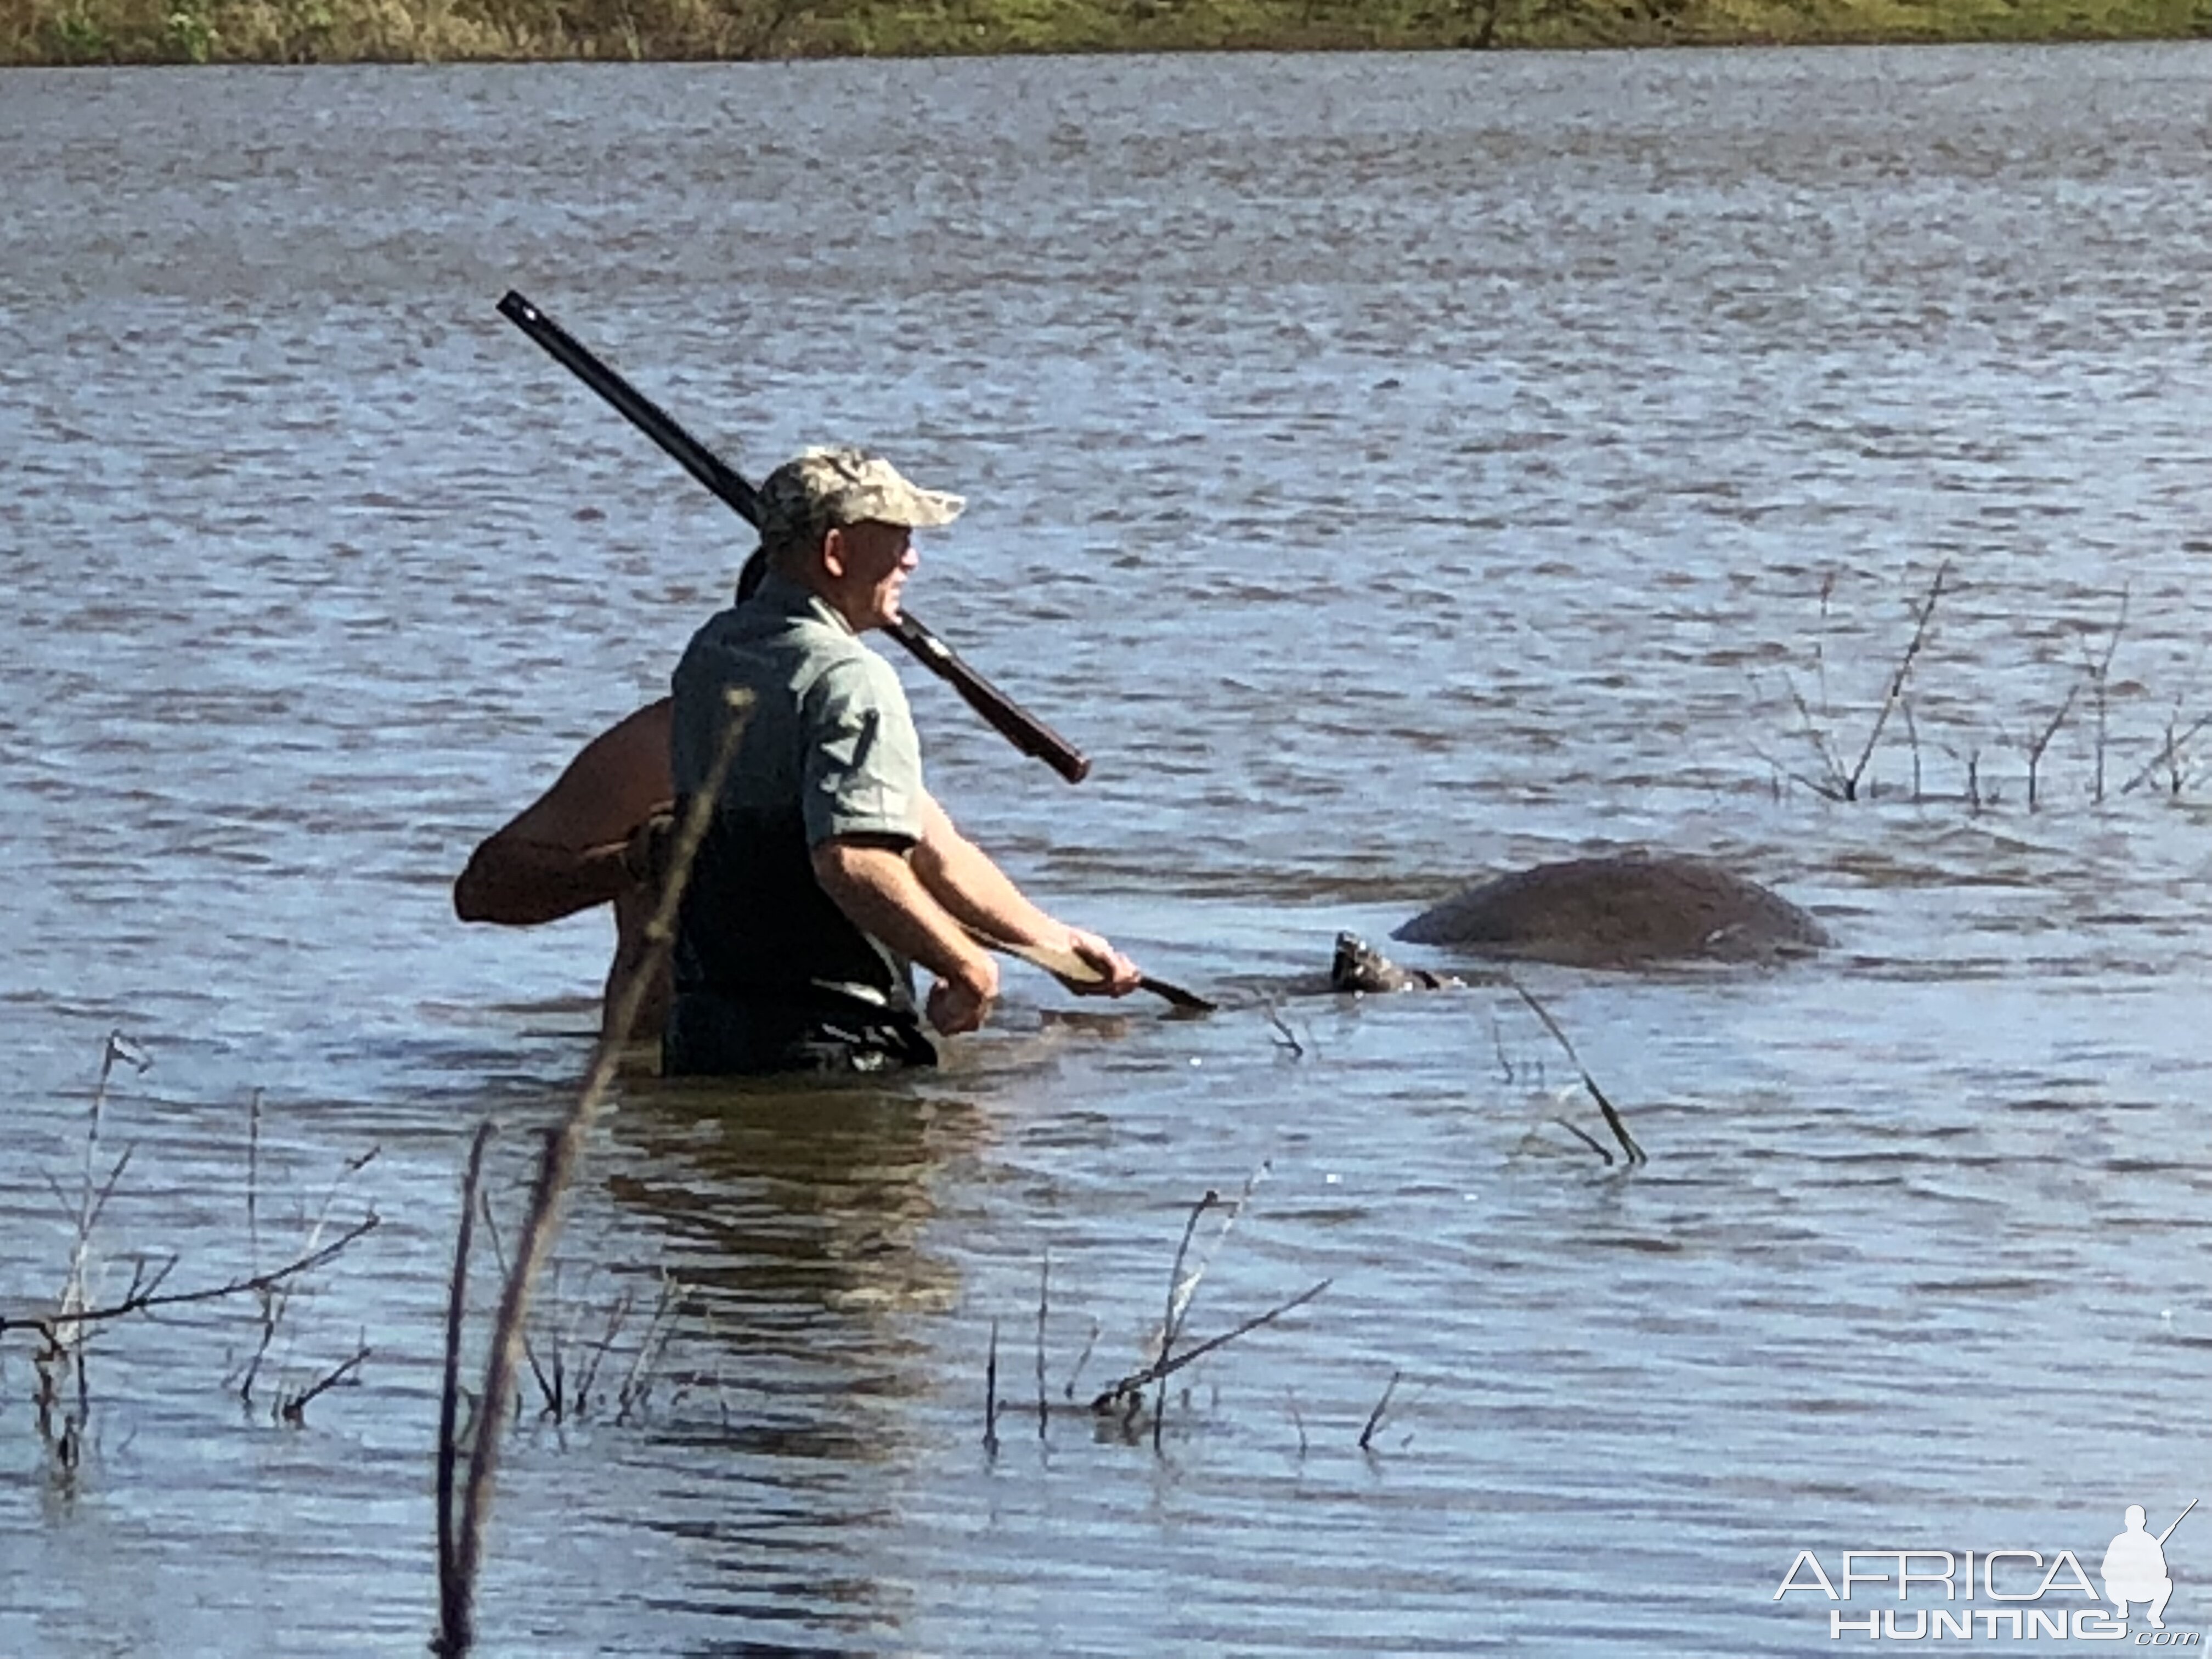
[2,0,2207,69]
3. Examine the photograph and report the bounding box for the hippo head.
[1331,932,1416,994]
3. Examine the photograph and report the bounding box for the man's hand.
[926,957,1001,1035]
[1062,928,1145,998]
[619,808,676,890]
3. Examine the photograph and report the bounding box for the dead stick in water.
[436,1121,493,1635]
[984,1317,1001,1455]
[281,1340,371,1424]
[1359,1368,1402,1452]
[473,1189,554,1417]
[438,690,752,1659]
[1166,1161,1270,1347]
[1504,977,1645,1167]
[1092,1279,1331,1412]
[1843,560,1950,800]
[2119,710,2212,796]
[1550,1118,1614,1166]
[1154,1189,1219,1448]
[246,1086,263,1273]
[1034,1250,1049,1440]
[1,1214,379,1344]
[1061,1318,1100,1402]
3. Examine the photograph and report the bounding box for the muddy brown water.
[4,43,2212,1656]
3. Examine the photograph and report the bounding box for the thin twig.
[1359,1369,1402,1452]
[577,1286,636,1417]
[0,1214,380,1344]
[1092,1279,1331,1412]
[2119,712,2212,797]
[984,1317,1001,1456]
[1153,1189,1219,1448]
[474,1189,553,1415]
[1843,560,1950,799]
[1061,1319,1101,1402]
[1550,1117,1614,1165]
[437,1121,493,1635]
[280,1340,370,1424]
[1034,1249,1049,1440]
[2081,585,2129,804]
[247,1087,264,1273]
[1504,978,1645,1166]
[1163,1161,1271,1368]
[1777,669,1848,796]
[2021,680,2079,812]
[613,1274,681,1425]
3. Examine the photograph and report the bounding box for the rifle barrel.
[496,291,1091,785]
[2158,1497,2197,1545]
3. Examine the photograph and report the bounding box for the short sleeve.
[799,652,926,848]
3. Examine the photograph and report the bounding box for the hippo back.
[1390,852,1829,967]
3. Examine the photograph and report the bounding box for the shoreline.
[5,0,2208,69]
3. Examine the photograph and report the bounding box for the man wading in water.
[454,447,1143,1074]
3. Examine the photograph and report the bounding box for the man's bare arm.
[812,838,996,989]
[454,699,675,926]
[910,797,1143,995]
[811,838,1000,1034]
[909,795,1062,947]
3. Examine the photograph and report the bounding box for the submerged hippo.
[1391,851,1829,968]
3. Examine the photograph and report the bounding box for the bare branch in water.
[1060,1318,1101,1403]
[2019,680,2080,811]
[2079,585,2129,804]
[1359,1369,1402,1452]
[280,1340,370,1424]
[2120,710,2212,797]
[473,1191,554,1417]
[983,1317,1001,1457]
[1503,978,1645,1166]
[1842,560,1950,800]
[246,1087,264,1272]
[1550,1117,1615,1165]
[1159,1162,1271,1364]
[1,1213,380,1347]
[612,1273,682,1425]
[1152,1188,1219,1448]
[437,1121,494,1641]
[1034,1249,1049,1440]
[1092,1279,1331,1413]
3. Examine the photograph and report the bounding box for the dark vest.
[670,800,918,1023]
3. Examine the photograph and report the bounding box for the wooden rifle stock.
[496,291,1091,785]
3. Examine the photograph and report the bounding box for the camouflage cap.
[755,445,964,554]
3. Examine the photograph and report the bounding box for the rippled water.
[5,42,2212,1656]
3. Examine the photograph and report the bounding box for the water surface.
[3,42,2212,1656]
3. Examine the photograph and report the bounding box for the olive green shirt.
[669,573,927,848]
[666,573,928,1018]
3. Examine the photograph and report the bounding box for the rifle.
[2158,1499,2197,1546]
[496,291,1092,785]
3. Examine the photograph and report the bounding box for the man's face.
[822,518,918,632]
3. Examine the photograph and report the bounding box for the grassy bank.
[4,0,2208,70]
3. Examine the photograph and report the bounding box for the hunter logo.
[1775,1502,2199,1642]
[2104,1503,2192,1629]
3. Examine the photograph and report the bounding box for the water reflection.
[595,1082,986,1649]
